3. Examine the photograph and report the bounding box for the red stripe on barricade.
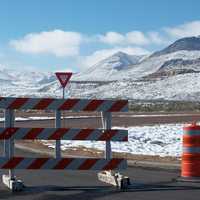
[83,100,104,111]
[27,158,49,169]
[108,100,128,112]
[23,128,44,139]
[98,130,118,141]
[33,98,54,110]
[184,125,200,130]
[53,158,73,169]
[48,128,69,140]
[74,129,94,140]
[2,157,24,169]
[0,128,128,141]
[59,99,80,110]
[0,128,19,139]
[8,98,29,109]
[103,158,123,170]
[123,135,128,141]
[78,159,97,170]
[0,158,126,170]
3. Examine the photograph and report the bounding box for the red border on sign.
[55,72,72,88]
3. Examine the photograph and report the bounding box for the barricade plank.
[0,128,128,141]
[0,157,127,170]
[0,97,128,112]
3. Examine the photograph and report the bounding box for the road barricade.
[0,97,128,191]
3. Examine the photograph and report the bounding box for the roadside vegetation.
[129,100,200,112]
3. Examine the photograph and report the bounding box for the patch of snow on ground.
[0,116,98,122]
[44,123,184,157]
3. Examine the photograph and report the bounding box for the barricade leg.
[55,110,61,158]
[2,109,24,191]
[102,112,112,159]
[98,112,130,189]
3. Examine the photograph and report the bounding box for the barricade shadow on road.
[0,185,121,200]
[1,182,200,200]
[125,181,200,192]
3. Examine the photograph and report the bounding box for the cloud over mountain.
[10,30,83,57]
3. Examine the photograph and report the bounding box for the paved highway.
[0,142,200,200]
[0,112,199,129]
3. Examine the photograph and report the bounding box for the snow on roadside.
[0,115,184,157]
[0,115,97,122]
[44,123,184,157]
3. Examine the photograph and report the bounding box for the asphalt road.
[0,143,200,200]
[0,112,200,128]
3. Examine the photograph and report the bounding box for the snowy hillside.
[0,36,200,101]
[152,36,200,57]
[75,37,200,81]
[74,52,146,81]
[68,73,200,101]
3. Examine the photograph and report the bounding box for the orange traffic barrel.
[182,123,200,178]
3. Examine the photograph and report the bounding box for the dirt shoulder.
[15,140,181,170]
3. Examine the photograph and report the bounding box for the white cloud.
[10,30,83,57]
[99,21,200,47]
[99,31,167,46]
[165,21,200,38]
[99,32,124,45]
[126,31,149,45]
[82,46,150,68]
[147,31,168,45]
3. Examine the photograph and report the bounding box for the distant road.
[0,112,199,128]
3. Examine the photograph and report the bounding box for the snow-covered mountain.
[151,36,200,57]
[74,51,146,81]
[1,36,200,101]
[0,68,55,85]
[74,36,200,81]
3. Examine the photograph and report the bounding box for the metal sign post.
[55,72,73,158]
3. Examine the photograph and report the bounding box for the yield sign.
[55,72,72,88]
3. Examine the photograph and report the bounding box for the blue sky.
[0,0,200,72]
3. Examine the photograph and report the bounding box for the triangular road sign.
[55,72,72,88]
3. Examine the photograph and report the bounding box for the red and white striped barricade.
[0,97,128,191]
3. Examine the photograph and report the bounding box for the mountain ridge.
[151,36,200,57]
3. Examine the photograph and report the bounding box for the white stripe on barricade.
[0,128,128,141]
[0,157,127,170]
[0,96,129,191]
[0,97,128,112]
